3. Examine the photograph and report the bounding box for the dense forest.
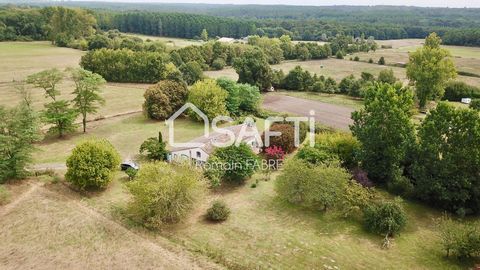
[1,3,480,46]
[3,2,480,45]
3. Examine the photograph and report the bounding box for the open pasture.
[0,41,149,120]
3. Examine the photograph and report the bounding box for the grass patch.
[274,91,364,110]
[33,114,206,164]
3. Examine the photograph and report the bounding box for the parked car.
[121,160,139,171]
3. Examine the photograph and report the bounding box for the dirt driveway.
[262,94,354,130]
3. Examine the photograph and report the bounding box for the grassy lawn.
[33,114,208,164]
[75,168,477,270]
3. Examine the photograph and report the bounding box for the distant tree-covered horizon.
[1,3,480,45]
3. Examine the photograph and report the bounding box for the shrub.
[470,99,480,110]
[263,123,296,153]
[368,58,374,63]
[127,162,205,227]
[438,216,480,258]
[0,185,10,205]
[139,133,167,160]
[312,132,360,168]
[341,180,376,218]
[378,69,397,84]
[354,56,360,61]
[204,156,225,188]
[387,169,414,197]
[363,199,407,236]
[378,56,386,65]
[210,143,259,184]
[212,58,226,70]
[296,146,338,165]
[143,80,188,120]
[336,51,344,59]
[443,81,480,101]
[65,139,121,190]
[311,81,326,93]
[352,167,373,187]
[206,200,231,222]
[125,167,137,180]
[264,145,285,170]
[276,158,349,211]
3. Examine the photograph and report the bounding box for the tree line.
[2,5,480,46]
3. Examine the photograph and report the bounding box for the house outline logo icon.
[166,103,209,148]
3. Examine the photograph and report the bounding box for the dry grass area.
[0,41,150,119]
[0,180,221,270]
[35,170,475,270]
[127,33,203,48]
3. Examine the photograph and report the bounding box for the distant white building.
[167,124,261,164]
[217,37,236,43]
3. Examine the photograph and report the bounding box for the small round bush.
[65,139,120,190]
[354,56,360,61]
[336,51,344,59]
[363,199,407,236]
[206,200,231,222]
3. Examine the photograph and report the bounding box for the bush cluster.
[127,162,205,227]
[439,216,480,258]
[275,158,350,211]
[442,81,480,101]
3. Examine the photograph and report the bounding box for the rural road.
[262,94,354,130]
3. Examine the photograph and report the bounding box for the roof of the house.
[170,124,259,154]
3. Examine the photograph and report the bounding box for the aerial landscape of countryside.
[0,1,479,269]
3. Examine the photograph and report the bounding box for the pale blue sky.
[86,0,480,8]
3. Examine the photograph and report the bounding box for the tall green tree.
[26,68,63,100]
[48,7,96,45]
[0,101,41,183]
[188,79,228,121]
[233,47,273,90]
[200,28,208,41]
[350,83,415,183]
[27,69,78,137]
[71,68,106,133]
[406,33,457,109]
[413,103,480,214]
